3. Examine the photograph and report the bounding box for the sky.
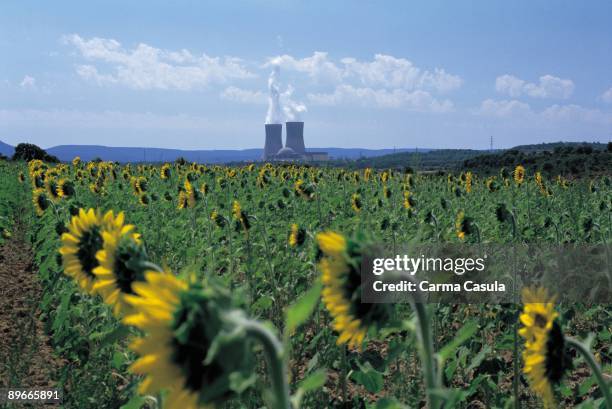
[0,0,611,150]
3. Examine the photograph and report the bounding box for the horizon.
[2,138,608,154]
[1,1,611,150]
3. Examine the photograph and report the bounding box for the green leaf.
[299,369,327,392]
[466,345,492,373]
[285,280,322,333]
[351,362,384,394]
[251,295,274,314]
[374,397,407,409]
[438,320,479,362]
[578,375,596,396]
[119,395,146,409]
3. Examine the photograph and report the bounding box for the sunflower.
[455,210,474,241]
[161,163,172,179]
[363,168,372,182]
[294,179,315,201]
[134,176,148,195]
[232,201,250,235]
[177,191,188,210]
[257,168,270,188]
[184,179,198,208]
[139,193,150,207]
[535,172,544,189]
[199,183,209,196]
[32,189,50,216]
[519,288,569,408]
[232,201,242,221]
[486,176,499,192]
[514,165,525,185]
[18,172,25,183]
[317,231,389,350]
[57,179,75,198]
[31,170,45,189]
[72,156,81,167]
[402,190,415,210]
[45,177,62,202]
[465,171,473,193]
[93,214,146,316]
[534,172,551,197]
[288,223,306,247]
[123,272,255,409]
[351,193,362,213]
[447,173,455,187]
[383,186,392,199]
[60,209,124,294]
[210,210,225,228]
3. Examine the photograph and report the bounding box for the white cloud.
[75,65,118,85]
[63,34,255,90]
[541,104,612,124]
[19,75,36,89]
[476,99,612,125]
[476,99,532,117]
[220,86,266,104]
[266,52,345,84]
[495,74,574,99]
[342,54,462,93]
[308,85,454,112]
[267,52,462,93]
[494,75,525,98]
[601,87,612,103]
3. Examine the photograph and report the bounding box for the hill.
[24,144,418,163]
[0,141,14,157]
[463,142,612,176]
[507,141,607,153]
[334,149,485,171]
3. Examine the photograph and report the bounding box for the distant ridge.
[41,144,421,163]
[0,140,14,157]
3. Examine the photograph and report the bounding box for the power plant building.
[263,121,328,162]
[263,124,283,160]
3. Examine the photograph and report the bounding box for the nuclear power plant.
[263,66,328,162]
[263,124,283,160]
[263,121,328,162]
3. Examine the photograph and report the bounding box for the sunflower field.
[0,158,610,409]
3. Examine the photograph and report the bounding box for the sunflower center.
[171,303,225,393]
[36,195,47,209]
[113,248,144,295]
[343,248,389,325]
[77,226,103,277]
[534,313,548,328]
[545,320,567,384]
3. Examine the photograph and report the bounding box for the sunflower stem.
[565,337,612,409]
[239,318,291,409]
[397,272,440,409]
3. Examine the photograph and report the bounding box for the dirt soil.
[0,215,63,400]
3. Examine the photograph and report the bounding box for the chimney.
[264,124,283,160]
[285,121,305,154]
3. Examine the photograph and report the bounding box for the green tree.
[11,143,59,162]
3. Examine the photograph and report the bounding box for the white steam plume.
[265,66,283,124]
[282,84,307,121]
[265,65,307,123]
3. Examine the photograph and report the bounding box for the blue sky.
[1,0,611,150]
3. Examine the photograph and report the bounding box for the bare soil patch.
[0,216,63,396]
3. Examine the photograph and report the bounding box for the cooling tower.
[285,121,305,154]
[264,124,283,160]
